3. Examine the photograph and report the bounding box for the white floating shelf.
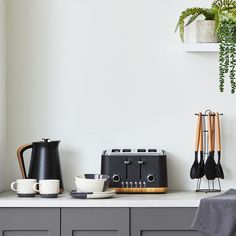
[184,43,219,52]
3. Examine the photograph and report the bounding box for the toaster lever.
[124,160,130,165]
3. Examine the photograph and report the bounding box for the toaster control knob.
[143,182,147,187]
[121,182,124,187]
[147,174,155,183]
[129,182,133,187]
[138,181,142,187]
[112,174,121,183]
[125,182,129,187]
[134,182,138,187]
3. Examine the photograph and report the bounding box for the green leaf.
[185,14,199,27]
[175,22,180,33]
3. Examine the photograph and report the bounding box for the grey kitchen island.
[0,191,219,236]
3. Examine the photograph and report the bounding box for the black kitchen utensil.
[204,113,217,180]
[198,113,204,178]
[190,112,202,179]
[215,112,224,179]
[17,138,64,193]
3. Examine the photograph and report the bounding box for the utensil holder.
[194,110,223,193]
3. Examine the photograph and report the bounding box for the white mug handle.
[33,183,40,192]
[10,182,18,192]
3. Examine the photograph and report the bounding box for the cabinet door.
[131,208,203,236]
[61,208,129,236]
[0,208,60,236]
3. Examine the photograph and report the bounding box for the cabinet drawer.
[61,208,129,236]
[0,208,60,236]
[136,231,202,236]
[131,208,202,236]
[3,231,48,236]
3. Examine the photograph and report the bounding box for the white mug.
[33,179,59,198]
[11,179,37,197]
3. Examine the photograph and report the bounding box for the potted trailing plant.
[176,0,236,93]
[176,0,236,42]
[175,7,218,43]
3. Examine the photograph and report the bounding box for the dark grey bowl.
[84,174,109,180]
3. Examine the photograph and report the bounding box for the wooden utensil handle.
[17,144,33,179]
[199,113,203,152]
[216,112,222,152]
[211,112,215,151]
[208,112,212,152]
[195,113,202,151]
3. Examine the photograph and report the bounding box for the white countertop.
[0,191,222,208]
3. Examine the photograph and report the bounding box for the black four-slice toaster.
[101,149,168,193]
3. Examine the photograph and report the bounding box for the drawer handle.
[124,160,130,165]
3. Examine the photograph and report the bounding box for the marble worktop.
[0,190,221,208]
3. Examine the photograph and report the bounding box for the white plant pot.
[196,20,218,43]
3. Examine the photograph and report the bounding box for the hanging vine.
[218,20,236,93]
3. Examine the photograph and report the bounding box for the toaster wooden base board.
[112,187,168,193]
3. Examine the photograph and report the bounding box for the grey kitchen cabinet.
[131,208,202,236]
[0,208,60,236]
[61,208,130,236]
[0,207,204,236]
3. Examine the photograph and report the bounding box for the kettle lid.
[32,138,60,144]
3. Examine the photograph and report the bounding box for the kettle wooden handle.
[17,144,33,178]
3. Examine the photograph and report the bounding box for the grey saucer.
[40,194,58,198]
[18,193,36,198]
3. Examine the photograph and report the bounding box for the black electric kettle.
[17,138,64,193]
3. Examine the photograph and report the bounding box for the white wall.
[0,0,6,191]
[5,0,236,191]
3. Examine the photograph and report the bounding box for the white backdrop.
[5,0,236,191]
[0,0,6,191]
